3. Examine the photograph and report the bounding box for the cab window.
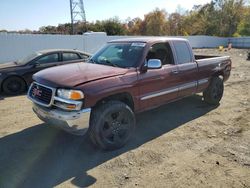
[146,42,174,65]
[173,41,192,64]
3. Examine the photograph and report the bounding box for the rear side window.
[63,53,80,61]
[36,53,59,64]
[173,41,192,64]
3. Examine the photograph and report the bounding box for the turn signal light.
[70,91,84,100]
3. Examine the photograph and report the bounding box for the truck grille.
[28,83,53,106]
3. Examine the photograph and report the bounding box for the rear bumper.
[33,104,91,135]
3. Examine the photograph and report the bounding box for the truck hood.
[33,62,128,88]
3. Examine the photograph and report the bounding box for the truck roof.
[109,37,188,43]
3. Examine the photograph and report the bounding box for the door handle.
[171,70,179,74]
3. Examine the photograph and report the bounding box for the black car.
[0,49,91,95]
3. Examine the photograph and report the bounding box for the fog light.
[54,101,77,110]
[66,104,77,109]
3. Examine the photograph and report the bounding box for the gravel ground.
[0,49,249,188]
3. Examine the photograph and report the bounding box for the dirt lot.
[0,49,249,188]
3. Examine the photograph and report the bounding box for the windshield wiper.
[102,59,118,67]
[89,58,119,67]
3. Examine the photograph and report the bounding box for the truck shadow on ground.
[0,93,25,100]
[0,95,218,187]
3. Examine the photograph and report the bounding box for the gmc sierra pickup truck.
[28,38,231,150]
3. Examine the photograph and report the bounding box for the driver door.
[23,53,60,84]
[138,42,180,111]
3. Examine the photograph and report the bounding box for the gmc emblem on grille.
[32,87,42,97]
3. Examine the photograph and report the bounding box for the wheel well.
[1,75,27,91]
[95,92,134,111]
[213,72,224,80]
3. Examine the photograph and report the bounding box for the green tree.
[168,13,184,35]
[235,6,250,36]
[215,0,245,36]
[102,18,126,35]
[17,1,250,37]
[57,23,71,34]
[142,8,168,36]
[128,17,143,35]
[181,9,205,35]
[198,2,220,36]
[39,25,58,34]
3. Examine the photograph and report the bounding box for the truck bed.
[195,54,231,82]
[195,55,219,60]
[195,55,230,65]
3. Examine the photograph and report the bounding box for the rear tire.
[203,76,224,105]
[89,101,135,150]
[2,76,26,95]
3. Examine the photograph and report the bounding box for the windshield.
[16,52,41,65]
[89,42,145,68]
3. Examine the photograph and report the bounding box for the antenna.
[69,0,87,34]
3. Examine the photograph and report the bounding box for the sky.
[0,0,211,31]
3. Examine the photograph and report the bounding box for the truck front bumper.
[33,104,91,135]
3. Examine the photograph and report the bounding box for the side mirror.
[147,59,162,69]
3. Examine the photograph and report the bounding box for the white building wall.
[0,32,242,64]
[0,33,85,63]
[186,36,228,48]
[229,37,250,48]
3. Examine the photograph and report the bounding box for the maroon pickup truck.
[28,38,231,150]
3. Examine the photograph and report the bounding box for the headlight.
[57,89,84,100]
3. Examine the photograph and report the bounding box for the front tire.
[2,76,26,95]
[89,101,135,150]
[203,76,224,105]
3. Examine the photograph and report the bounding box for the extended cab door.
[138,42,181,111]
[172,41,198,97]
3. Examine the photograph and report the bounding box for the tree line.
[1,0,249,37]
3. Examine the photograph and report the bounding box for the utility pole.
[69,0,87,34]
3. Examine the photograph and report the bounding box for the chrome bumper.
[33,104,91,135]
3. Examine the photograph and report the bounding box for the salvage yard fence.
[0,32,249,63]
[229,37,250,49]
